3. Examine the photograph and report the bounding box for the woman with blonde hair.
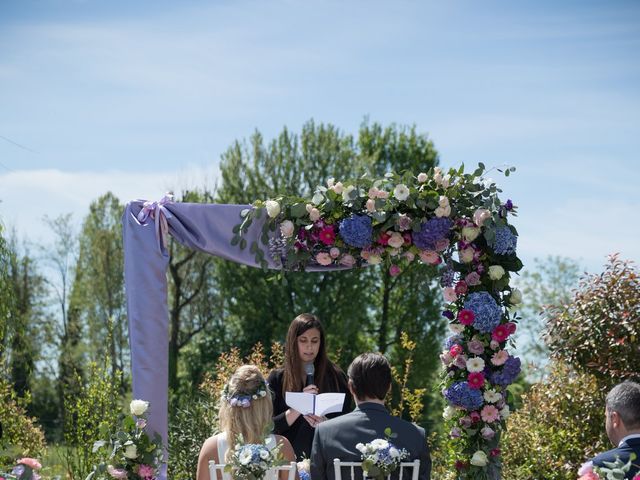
[196,365,296,480]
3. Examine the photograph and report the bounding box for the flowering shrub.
[0,457,42,480]
[233,164,522,478]
[224,440,283,480]
[356,430,409,480]
[86,400,163,480]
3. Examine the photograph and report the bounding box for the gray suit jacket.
[310,402,431,480]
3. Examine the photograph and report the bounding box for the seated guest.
[196,365,297,480]
[589,381,640,479]
[310,353,431,480]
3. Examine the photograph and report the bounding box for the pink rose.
[449,344,463,357]
[473,208,491,227]
[481,426,495,439]
[107,466,128,479]
[459,247,475,263]
[467,339,485,355]
[490,340,500,350]
[404,251,415,262]
[443,287,458,302]
[480,404,500,423]
[435,238,450,251]
[453,354,468,369]
[419,250,441,265]
[368,187,379,199]
[397,214,412,231]
[578,474,600,480]
[465,271,481,286]
[578,462,595,477]
[315,252,333,266]
[377,232,390,245]
[340,254,356,267]
[17,458,41,470]
[388,232,405,249]
[454,281,468,295]
[309,207,321,222]
[459,416,472,428]
[469,411,481,423]
[440,351,454,366]
[491,350,509,366]
[389,264,402,277]
[376,190,389,199]
[329,247,340,259]
[366,198,376,212]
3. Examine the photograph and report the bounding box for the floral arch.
[123,163,522,480]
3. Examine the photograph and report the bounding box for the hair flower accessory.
[222,380,268,408]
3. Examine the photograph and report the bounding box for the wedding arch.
[123,164,522,480]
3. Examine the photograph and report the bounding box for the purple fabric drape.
[123,199,347,478]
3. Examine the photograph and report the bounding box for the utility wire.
[0,134,40,154]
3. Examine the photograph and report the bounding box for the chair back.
[332,459,420,480]
[209,461,297,480]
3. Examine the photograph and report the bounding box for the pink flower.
[454,281,468,295]
[459,416,472,428]
[329,247,340,259]
[453,354,468,369]
[467,339,485,355]
[481,404,500,423]
[578,474,600,480]
[454,460,467,471]
[491,350,509,366]
[469,411,481,423]
[506,322,517,335]
[449,344,463,357]
[578,462,595,476]
[404,251,415,262]
[491,324,510,342]
[473,208,491,227]
[397,214,412,231]
[17,458,41,470]
[389,264,402,277]
[366,198,376,212]
[435,238,450,251]
[443,287,458,303]
[376,190,389,199]
[368,187,378,199]
[419,250,441,265]
[457,309,475,326]
[138,464,155,479]
[377,232,391,245]
[107,466,128,479]
[340,254,356,267]
[388,232,405,248]
[465,271,481,286]
[136,418,147,429]
[309,208,321,222]
[440,351,453,366]
[318,226,336,245]
[315,252,333,266]
[490,448,501,457]
[402,232,412,245]
[481,426,495,439]
[450,427,462,438]
[490,340,500,350]
[468,372,485,389]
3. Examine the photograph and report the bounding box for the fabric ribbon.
[136,194,175,253]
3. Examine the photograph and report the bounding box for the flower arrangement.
[578,455,640,480]
[296,459,310,480]
[355,429,409,480]
[0,458,42,480]
[221,380,268,408]
[224,439,283,480]
[232,164,522,478]
[85,400,163,480]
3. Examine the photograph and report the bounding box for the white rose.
[442,174,451,188]
[435,205,451,218]
[473,208,491,227]
[309,208,321,222]
[387,232,405,249]
[417,172,428,183]
[500,405,511,420]
[443,406,456,420]
[332,182,344,194]
[327,177,335,188]
[461,226,481,243]
[488,265,505,280]
[470,450,488,467]
[259,448,270,460]
[466,357,486,373]
[124,444,138,459]
[393,184,410,201]
[265,200,281,218]
[280,220,294,238]
[367,254,382,265]
[342,185,356,203]
[438,195,449,208]
[510,288,523,305]
[130,399,149,416]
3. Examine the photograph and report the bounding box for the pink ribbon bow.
[136,193,174,252]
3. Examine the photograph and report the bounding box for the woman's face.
[297,327,321,364]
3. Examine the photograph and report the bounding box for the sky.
[1,0,639,274]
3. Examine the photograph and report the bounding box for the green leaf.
[239,238,247,250]
[230,235,240,246]
[232,224,241,234]
[290,202,308,218]
[250,241,258,254]
[311,192,324,205]
[479,162,485,170]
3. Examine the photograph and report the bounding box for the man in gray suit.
[310,352,431,480]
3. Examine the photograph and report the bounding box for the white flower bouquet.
[224,440,283,480]
[356,434,409,480]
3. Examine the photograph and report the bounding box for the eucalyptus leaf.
[239,238,247,249]
[230,235,240,246]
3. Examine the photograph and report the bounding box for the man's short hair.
[606,381,640,429]
[347,352,391,400]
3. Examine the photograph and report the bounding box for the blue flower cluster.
[413,217,453,250]
[493,226,518,255]
[491,356,521,386]
[463,292,503,333]
[443,334,462,350]
[339,215,373,248]
[299,471,311,480]
[444,381,484,410]
[440,266,456,287]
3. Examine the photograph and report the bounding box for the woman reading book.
[268,313,352,460]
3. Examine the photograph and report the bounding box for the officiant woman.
[268,313,352,460]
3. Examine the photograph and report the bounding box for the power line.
[0,134,40,154]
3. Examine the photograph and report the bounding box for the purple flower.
[467,340,485,355]
[444,335,462,350]
[504,199,514,211]
[413,218,452,250]
[442,310,455,320]
[491,356,522,386]
[493,226,518,255]
[464,292,503,333]
[445,381,484,410]
[339,215,373,248]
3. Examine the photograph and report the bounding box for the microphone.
[304,362,315,388]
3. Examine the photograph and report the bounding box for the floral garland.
[232,164,523,479]
[221,381,269,408]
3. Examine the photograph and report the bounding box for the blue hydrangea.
[440,266,455,287]
[443,335,462,350]
[464,292,503,333]
[444,381,484,410]
[493,226,518,255]
[491,356,521,386]
[413,217,452,250]
[339,215,373,248]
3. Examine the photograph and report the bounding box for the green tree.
[0,223,12,367]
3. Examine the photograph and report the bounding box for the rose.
[327,177,335,188]
[367,254,382,265]
[470,450,488,467]
[329,247,340,259]
[465,271,481,286]
[389,265,401,277]
[368,187,378,199]
[309,207,321,221]
[130,399,149,416]
[17,458,41,470]
[107,465,128,479]
[387,232,404,248]
[459,247,475,263]
[265,200,281,218]
[366,198,376,212]
[481,426,495,439]
[419,250,441,265]
[332,182,344,194]
[510,288,523,305]
[397,214,412,231]
[393,184,410,201]
[315,252,333,266]
[404,251,415,262]
[340,254,356,267]
[376,190,389,199]
[124,443,138,459]
[442,405,457,420]
[473,208,491,227]
[280,220,294,238]
[488,265,505,280]
[417,172,428,183]
[454,281,468,295]
[461,226,481,242]
[449,323,465,334]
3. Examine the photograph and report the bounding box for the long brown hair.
[282,313,340,395]
[219,365,273,462]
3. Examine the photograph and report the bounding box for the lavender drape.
[123,199,345,477]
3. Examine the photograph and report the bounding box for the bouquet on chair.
[356,429,409,480]
[0,457,42,480]
[225,439,283,480]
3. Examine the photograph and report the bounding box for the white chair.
[209,461,297,480]
[332,459,420,480]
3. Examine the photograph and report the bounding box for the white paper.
[285,392,345,416]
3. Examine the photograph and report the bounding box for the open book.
[285,392,345,416]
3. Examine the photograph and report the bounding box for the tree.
[0,223,11,367]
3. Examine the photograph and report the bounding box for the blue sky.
[0,0,639,272]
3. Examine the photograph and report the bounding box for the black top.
[268,367,352,460]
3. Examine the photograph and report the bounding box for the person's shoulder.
[388,415,426,438]
[199,434,221,458]
[592,446,627,466]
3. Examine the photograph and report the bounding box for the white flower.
[483,389,502,403]
[473,208,491,227]
[461,226,481,242]
[332,182,344,194]
[356,443,365,453]
[442,174,451,189]
[265,200,281,218]
[327,177,335,188]
[370,439,389,449]
[130,399,149,416]
[393,184,410,201]
[259,448,270,460]
[470,450,488,467]
[510,288,523,305]
[309,207,321,222]
[435,205,451,217]
[466,357,486,373]
[239,448,253,465]
[367,254,382,265]
[417,172,428,183]
[500,405,511,419]
[488,265,505,280]
[389,447,400,458]
[449,323,465,334]
[438,195,449,208]
[342,185,356,203]
[124,443,138,459]
[280,220,294,238]
[459,247,474,263]
[443,406,457,420]
[387,232,405,249]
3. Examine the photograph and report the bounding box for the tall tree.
[0,223,13,369]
